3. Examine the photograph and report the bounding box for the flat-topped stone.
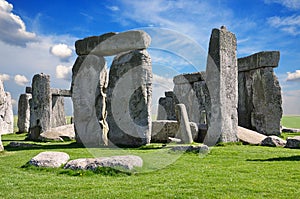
[75,30,151,56]
[39,124,75,141]
[285,136,300,149]
[26,87,71,97]
[237,126,267,145]
[173,72,205,85]
[29,151,70,168]
[238,51,280,72]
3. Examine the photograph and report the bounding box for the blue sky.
[0,0,299,115]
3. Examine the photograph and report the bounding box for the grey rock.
[8,141,36,148]
[204,27,238,145]
[175,104,193,144]
[71,54,108,147]
[0,135,3,151]
[91,30,151,56]
[28,74,52,140]
[0,80,14,135]
[64,155,143,171]
[157,91,177,120]
[151,120,198,143]
[17,94,32,133]
[237,126,267,145]
[285,136,300,149]
[238,57,282,135]
[51,96,66,128]
[39,124,75,141]
[107,49,152,147]
[171,145,209,153]
[29,151,70,168]
[238,51,280,72]
[281,126,300,133]
[261,136,286,147]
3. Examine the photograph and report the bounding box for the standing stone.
[204,27,238,145]
[0,80,14,135]
[0,134,3,151]
[157,91,178,120]
[72,54,108,147]
[175,104,193,144]
[17,94,32,133]
[238,51,282,135]
[51,96,66,128]
[107,49,152,147]
[28,74,51,140]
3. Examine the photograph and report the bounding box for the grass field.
[0,116,299,198]
[281,115,300,129]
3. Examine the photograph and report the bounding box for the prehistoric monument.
[14,27,283,148]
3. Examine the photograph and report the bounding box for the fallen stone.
[261,136,286,147]
[237,126,267,145]
[8,141,37,148]
[64,155,143,171]
[170,145,209,154]
[281,126,300,133]
[107,49,152,147]
[285,136,300,149]
[29,151,70,168]
[175,104,193,144]
[17,94,32,133]
[91,30,151,56]
[39,124,75,141]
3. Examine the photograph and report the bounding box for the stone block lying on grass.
[285,136,300,149]
[29,151,70,168]
[260,136,286,147]
[64,155,143,171]
[237,126,267,145]
[170,145,209,154]
[39,124,75,141]
[281,127,300,133]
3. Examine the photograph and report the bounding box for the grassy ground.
[1,133,300,199]
[281,115,300,129]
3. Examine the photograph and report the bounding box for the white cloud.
[0,0,37,46]
[50,43,73,62]
[56,65,72,81]
[14,74,29,86]
[265,0,300,10]
[267,15,300,35]
[287,70,300,81]
[0,73,10,81]
[107,6,120,11]
[282,89,300,115]
[11,98,16,106]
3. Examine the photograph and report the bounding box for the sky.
[0,0,299,116]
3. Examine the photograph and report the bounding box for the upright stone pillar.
[72,55,108,147]
[51,96,66,128]
[28,74,52,140]
[17,93,32,133]
[157,91,177,120]
[205,27,238,145]
[0,134,3,151]
[238,51,282,135]
[0,79,14,135]
[107,49,152,147]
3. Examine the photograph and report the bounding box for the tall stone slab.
[107,49,152,147]
[0,134,3,151]
[17,94,32,133]
[28,74,52,140]
[205,27,238,145]
[157,91,178,120]
[238,51,282,135]
[51,96,66,128]
[72,54,108,147]
[0,80,14,135]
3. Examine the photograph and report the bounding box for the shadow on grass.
[247,155,300,162]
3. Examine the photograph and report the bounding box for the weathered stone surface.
[171,145,209,154]
[75,32,116,56]
[281,126,300,133]
[91,30,151,56]
[285,136,300,149]
[51,96,66,128]
[17,94,32,133]
[261,136,286,147]
[151,120,198,143]
[157,91,177,120]
[29,151,70,168]
[26,87,71,97]
[238,51,280,72]
[8,141,37,148]
[237,126,267,145]
[107,49,152,147]
[204,27,238,145]
[64,155,143,171]
[173,72,210,125]
[0,135,3,151]
[28,74,51,140]
[238,64,282,135]
[175,104,193,144]
[0,80,14,135]
[39,124,75,141]
[72,54,108,147]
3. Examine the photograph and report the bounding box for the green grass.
[1,133,300,198]
[281,115,300,129]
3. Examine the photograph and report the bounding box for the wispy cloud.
[0,73,10,81]
[106,6,120,11]
[268,15,300,35]
[287,70,300,81]
[14,74,29,86]
[264,0,300,10]
[0,0,37,46]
